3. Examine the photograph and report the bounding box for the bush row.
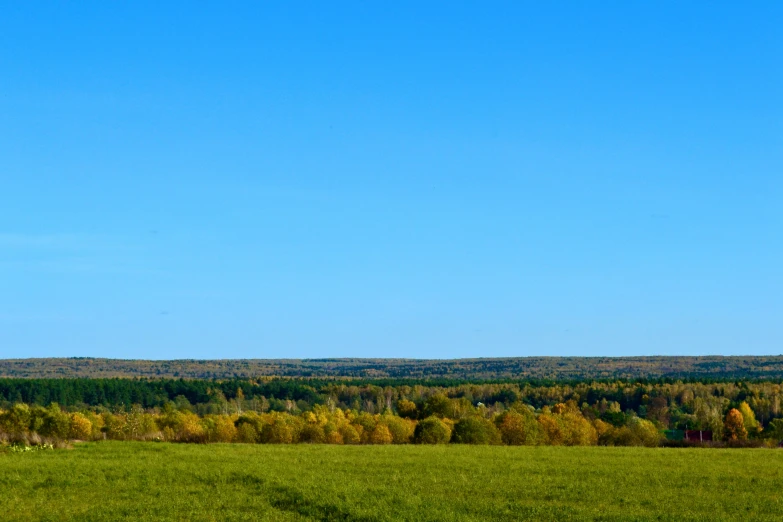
[3,398,779,448]
[0,401,670,447]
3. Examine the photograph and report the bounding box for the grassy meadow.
[2,443,782,521]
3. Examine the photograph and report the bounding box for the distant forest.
[3,356,783,380]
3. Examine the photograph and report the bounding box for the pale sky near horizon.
[1,2,781,359]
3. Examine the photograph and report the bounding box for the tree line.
[2,396,780,448]
[2,377,783,434]
[3,376,783,448]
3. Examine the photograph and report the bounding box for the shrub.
[300,423,326,444]
[496,410,540,446]
[179,413,208,443]
[124,406,157,440]
[497,411,526,445]
[353,413,378,443]
[380,415,416,444]
[414,416,451,444]
[593,419,613,444]
[162,426,176,442]
[260,414,301,444]
[396,399,418,419]
[324,427,344,444]
[339,424,361,445]
[537,414,562,445]
[103,413,128,440]
[451,416,501,445]
[0,404,31,435]
[766,418,783,443]
[626,417,661,447]
[601,426,634,446]
[560,412,598,446]
[84,412,105,439]
[209,415,238,443]
[69,413,93,440]
[598,418,662,447]
[369,424,393,445]
[235,423,258,443]
[236,413,267,438]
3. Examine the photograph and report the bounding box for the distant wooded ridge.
[2,356,783,380]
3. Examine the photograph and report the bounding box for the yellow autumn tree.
[738,402,760,436]
[324,425,344,444]
[102,413,127,440]
[537,413,563,445]
[339,423,361,444]
[300,423,327,443]
[396,399,418,419]
[212,415,238,442]
[496,410,542,445]
[69,413,93,441]
[379,415,416,444]
[724,408,748,441]
[84,411,105,439]
[497,411,527,445]
[592,419,613,444]
[369,424,393,444]
[259,413,300,444]
[559,412,598,446]
[236,422,258,443]
[179,412,207,443]
[552,403,567,415]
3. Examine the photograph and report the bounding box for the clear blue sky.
[1,2,781,359]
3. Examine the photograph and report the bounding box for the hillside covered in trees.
[3,356,783,380]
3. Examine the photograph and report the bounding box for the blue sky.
[1,2,781,359]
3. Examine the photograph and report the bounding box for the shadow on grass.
[214,472,380,522]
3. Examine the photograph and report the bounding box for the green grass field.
[2,443,782,521]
